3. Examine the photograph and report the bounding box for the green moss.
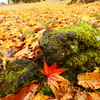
[5,71,16,82]
[51,22,100,48]
[39,21,100,82]
[0,59,46,98]
[23,29,35,37]
[40,82,54,97]
[90,13,100,20]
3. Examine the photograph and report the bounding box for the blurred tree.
[8,0,97,4]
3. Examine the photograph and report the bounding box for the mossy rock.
[38,22,100,81]
[0,59,44,98]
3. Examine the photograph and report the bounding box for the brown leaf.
[60,92,73,100]
[33,45,40,55]
[50,80,70,100]
[77,72,100,89]
[74,91,92,100]
[0,80,40,100]
[34,27,44,32]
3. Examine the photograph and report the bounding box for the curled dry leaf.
[77,72,100,89]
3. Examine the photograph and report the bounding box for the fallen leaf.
[50,80,70,100]
[0,80,40,100]
[74,91,92,100]
[60,92,73,100]
[40,62,66,86]
[88,92,100,100]
[14,46,29,59]
[93,67,100,72]
[77,72,100,89]
[33,93,55,100]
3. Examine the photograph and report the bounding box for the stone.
[38,22,100,81]
[0,59,44,98]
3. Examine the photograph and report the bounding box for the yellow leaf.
[77,72,100,89]
[88,92,100,100]
[33,93,51,100]
[0,50,15,69]
[93,67,100,72]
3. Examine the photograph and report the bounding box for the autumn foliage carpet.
[0,1,100,100]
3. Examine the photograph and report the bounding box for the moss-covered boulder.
[39,22,100,80]
[0,59,44,98]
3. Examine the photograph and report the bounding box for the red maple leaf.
[40,62,66,86]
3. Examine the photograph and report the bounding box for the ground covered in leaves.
[0,1,100,69]
[0,1,100,100]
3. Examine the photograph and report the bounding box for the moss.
[5,71,16,82]
[39,21,100,83]
[40,82,54,97]
[23,29,35,37]
[0,59,45,98]
[64,48,100,74]
[51,22,100,48]
[90,13,100,20]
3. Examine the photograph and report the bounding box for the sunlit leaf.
[88,92,100,100]
[33,93,54,100]
[77,72,100,89]
[40,62,66,85]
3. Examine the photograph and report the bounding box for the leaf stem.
[40,77,48,89]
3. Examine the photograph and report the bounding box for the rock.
[38,22,100,81]
[0,59,44,98]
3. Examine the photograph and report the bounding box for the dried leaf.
[50,80,70,100]
[14,46,29,59]
[88,92,100,100]
[74,91,92,100]
[77,72,100,89]
[33,93,54,100]
[60,92,73,100]
[0,80,40,100]
[33,45,40,55]
[0,51,15,69]
[93,67,100,72]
